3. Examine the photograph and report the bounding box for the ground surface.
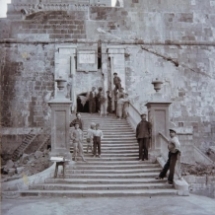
[1,195,215,215]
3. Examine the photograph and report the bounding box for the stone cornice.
[12,2,109,16]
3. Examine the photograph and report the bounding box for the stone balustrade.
[127,102,141,131]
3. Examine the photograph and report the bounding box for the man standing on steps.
[92,123,104,158]
[136,113,152,161]
[70,112,84,131]
[156,128,181,184]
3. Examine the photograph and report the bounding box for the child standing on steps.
[93,123,104,158]
[86,122,96,154]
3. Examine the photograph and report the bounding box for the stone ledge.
[2,161,75,191]
[157,156,189,196]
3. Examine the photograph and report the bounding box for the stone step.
[83,137,136,140]
[81,149,139,153]
[70,157,139,162]
[81,143,138,147]
[83,153,138,157]
[72,164,160,171]
[83,125,132,128]
[83,128,132,130]
[66,167,161,174]
[20,189,177,197]
[45,178,164,184]
[70,163,159,170]
[92,140,136,143]
[69,160,154,165]
[89,134,135,138]
[81,146,139,150]
[65,172,158,179]
[30,183,172,191]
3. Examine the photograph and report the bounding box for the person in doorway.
[70,112,84,131]
[93,123,104,158]
[88,87,97,114]
[156,129,181,184]
[136,113,152,161]
[70,122,86,162]
[97,87,106,116]
[113,73,121,93]
[86,122,96,154]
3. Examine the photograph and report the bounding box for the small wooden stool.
[54,157,66,178]
[50,157,68,178]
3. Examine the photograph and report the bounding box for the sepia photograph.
[0,0,215,214]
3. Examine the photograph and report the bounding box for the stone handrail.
[193,145,214,165]
[127,102,141,131]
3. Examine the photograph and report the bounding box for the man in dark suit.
[136,113,152,161]
[113,73,121,93]
[88,87,97,113]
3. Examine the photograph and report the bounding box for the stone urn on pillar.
[146,78,171,157]
[48,77,72,159]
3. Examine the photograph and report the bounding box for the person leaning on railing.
[156,128,181,184]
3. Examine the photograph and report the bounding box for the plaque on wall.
[77,49,98,72]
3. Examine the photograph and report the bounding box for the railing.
[158,132,182,180]
[127,102,141,131]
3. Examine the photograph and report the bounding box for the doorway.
[76,92,89,113]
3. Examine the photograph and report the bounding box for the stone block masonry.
[10,11,86,41]
[0,0,215,149]
[1,43,55,127]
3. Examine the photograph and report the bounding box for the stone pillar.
[48,77,72,159]
[145,79,171,157]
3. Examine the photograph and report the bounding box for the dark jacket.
[89,91,96,101]
[136,120,151,139]
[113,76,121,85]
[70,118,84,130]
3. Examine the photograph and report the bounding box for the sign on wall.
[77,49,98,72]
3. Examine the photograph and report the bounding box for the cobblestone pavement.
[1,195,215,215]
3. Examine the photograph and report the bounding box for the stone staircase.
[11,133,37,161]
[25,134,50,154]
[20,113,178,197]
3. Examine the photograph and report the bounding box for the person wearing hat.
[70,122,86,162]
[113,73,122,92]
[156,128,181,184]
[86,122,96,154]
[136,113,152,161]
[92,123,104,158]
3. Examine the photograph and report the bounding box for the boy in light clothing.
[86,122,96,154]
[70,122,86,162]
[93,123,104,158]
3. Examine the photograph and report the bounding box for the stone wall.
[124,45,215,146]
[0,0,215,147]
[1,43,54,127]
[184,175,215,199]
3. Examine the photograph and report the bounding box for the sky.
[0,0,117,18]
[0,0,11,18]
